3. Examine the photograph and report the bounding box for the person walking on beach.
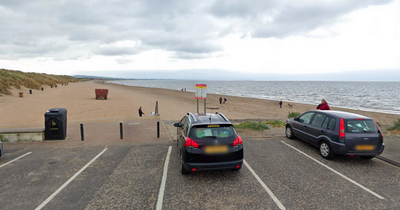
[279,100,283,108]
[223,98,227,104]
[138,106,145,117]
[219,97,222,104]
[316,99,330,110]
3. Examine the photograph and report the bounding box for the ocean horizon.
[109,80,400,116]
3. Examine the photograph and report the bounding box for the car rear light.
[339,118,345,138]
[233,136,243,146]
[355,118,364,120]
[374,120,384,138]
[185,137,199,148]
[191,168,197,171]
[236,165,240,169]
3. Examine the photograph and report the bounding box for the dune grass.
[0,69,79,95]
[264,120,285,127]
[234,121,270,131]
[388,119,400,132]
[288,112,300,118]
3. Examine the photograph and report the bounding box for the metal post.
[204,99,206,114]
[120,122,123,140]
[157,121,160,138]
[197,99,199,114]
[29,90,32,94]
[155,101,159,116]
[80,124,84,141]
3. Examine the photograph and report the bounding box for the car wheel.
[319,141,335,159]
[362,156,375,159]
[286,126,294,139]
[180,151,190,175]
[181,161,190,175]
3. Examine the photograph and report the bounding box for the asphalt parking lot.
[1,137,400,210]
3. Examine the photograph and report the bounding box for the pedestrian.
[279,100,283,108]
[223,98,227,104]
[138,106,145,117]
[316,99,330,110]
[219,97,222,104]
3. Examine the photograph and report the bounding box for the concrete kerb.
[0,127,45,143]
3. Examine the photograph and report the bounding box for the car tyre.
[181,161,190,175]
[286,126,294,139]
[319,141,335,159]
[180,151,190,175]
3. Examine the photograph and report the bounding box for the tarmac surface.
[0,118,399,209]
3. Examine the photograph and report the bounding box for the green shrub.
[265,120,285,127]
[234,121,270,131]
[288,112,300,118]
[388,119,400,131]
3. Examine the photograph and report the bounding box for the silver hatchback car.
[285,110,385,159]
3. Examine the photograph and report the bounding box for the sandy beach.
[1,80,399,129]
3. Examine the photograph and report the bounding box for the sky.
[1,0,400,81]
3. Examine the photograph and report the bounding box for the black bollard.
[80,124,84,141]
[41,87,44,91]
[29,90,32,94]
[120,122,123,140]
[157,121,160,138]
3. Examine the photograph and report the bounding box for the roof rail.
[187,112,197,122]
[216,112,229,122]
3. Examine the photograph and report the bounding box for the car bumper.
[183,159,243,171]
[330,141,385,156]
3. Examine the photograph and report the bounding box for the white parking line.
[0,152,32,169]
[35,148,108,210]
[281,141,385,200]
[156,146,172,210]
[244,160,286,210]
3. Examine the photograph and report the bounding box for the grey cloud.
[96,46,141,56]
[171,52,212,60]
[0,0,394,61]
[209,0,394,38]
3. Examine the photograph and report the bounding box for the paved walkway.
[1,121,399,166]
[378,136,400,166]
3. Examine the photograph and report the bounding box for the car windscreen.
[345,119,378,133]
[189,124,236,139]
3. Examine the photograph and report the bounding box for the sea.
[109,80,400,115]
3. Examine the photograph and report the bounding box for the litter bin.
[45,108,67,140]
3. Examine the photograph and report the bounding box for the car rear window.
[345,119,378,133]
[189,125,236,139]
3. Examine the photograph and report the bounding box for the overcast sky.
[1,0,399,80]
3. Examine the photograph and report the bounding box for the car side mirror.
[174,123,182,128]
[294,117,299,121]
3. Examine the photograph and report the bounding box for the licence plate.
[355,145,375,151]
[205,145,228,154]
